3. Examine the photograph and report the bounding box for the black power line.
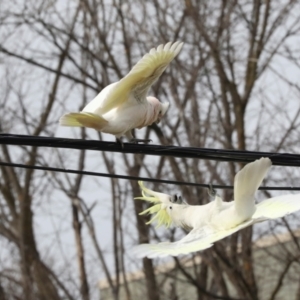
[0,133,300,166]
[0,133,299,191]
[0,161,300,191]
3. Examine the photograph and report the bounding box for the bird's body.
[60,42,183,143]
[165,199,241,230]
[82,82,162,139]
[133,158,300,258]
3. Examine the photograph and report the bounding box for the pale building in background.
[100,231,300,300]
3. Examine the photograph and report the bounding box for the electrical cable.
[0,161,300,191]
[1,134,300,190]
[1,134,300,166]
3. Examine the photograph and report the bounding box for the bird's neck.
[168,204,194,229]
[139,99,159,127]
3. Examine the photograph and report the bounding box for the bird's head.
[147,97,170,124]
[135,181,173,227]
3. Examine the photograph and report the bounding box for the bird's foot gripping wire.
[170,193,186,204]
[129,138,152,144]
[207,184,217,199]
[116,138,125,149]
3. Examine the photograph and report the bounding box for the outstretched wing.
[253,193,300,220]
[132,220,254,258]
[234,157,272,219]
[99,41,183,114]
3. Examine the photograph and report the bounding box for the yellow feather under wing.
[253,193,300,220]
[99,42,183,114]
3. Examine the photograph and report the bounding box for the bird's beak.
[161,102,170,115]
[156,102,170,124]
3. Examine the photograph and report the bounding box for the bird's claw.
[170,193,185,204]
[116,138,124,149]
[129,138,152,144]
[207,184,217,198]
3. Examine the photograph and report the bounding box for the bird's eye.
[159,110,162,115]
[169,206,172,210]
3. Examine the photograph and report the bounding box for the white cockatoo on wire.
[133,158,300,258]
[59,42,183,144]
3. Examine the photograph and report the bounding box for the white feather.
[133,158,300,258]
[60,42,183,140]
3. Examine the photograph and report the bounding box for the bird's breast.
[101,103,150,134]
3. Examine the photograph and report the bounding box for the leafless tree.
[0,0,300,299]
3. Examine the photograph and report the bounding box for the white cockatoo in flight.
[59,42,183,144]
[133,158,300,258]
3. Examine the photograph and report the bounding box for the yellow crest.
[135,181,172,228]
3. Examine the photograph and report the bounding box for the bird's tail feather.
[253,193,300,220]
[59,112,108,130]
